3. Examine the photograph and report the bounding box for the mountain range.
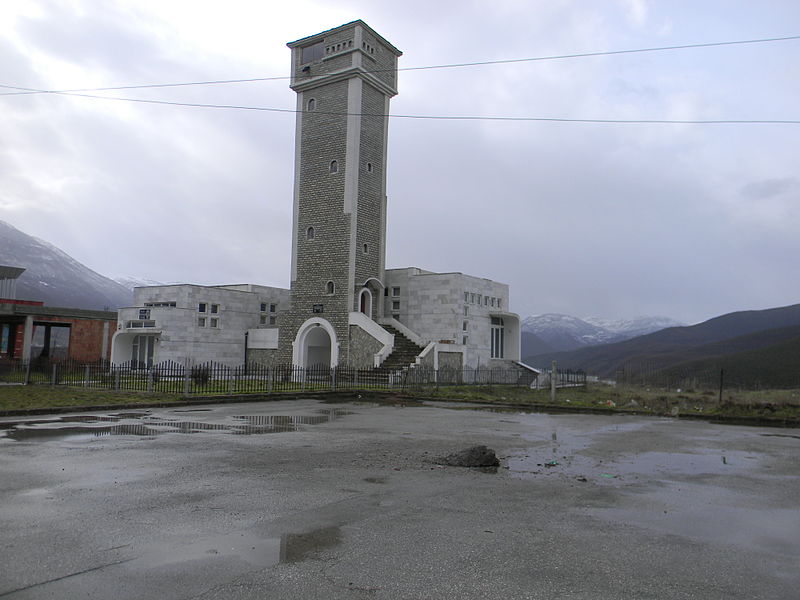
[0,220,132,310]
[521,313,683,356]
[523,304,800,388]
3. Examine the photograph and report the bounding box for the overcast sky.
[1,1,798,324]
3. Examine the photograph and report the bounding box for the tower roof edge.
[286,20,402,56]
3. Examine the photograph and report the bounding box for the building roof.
[286,20,402,56]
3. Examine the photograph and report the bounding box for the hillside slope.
[524,304,800,378]
[0,220,132,310]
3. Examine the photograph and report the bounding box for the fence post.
[84,365,90,388]
[147,369,154,393]
[183,364,190,395]
[228,367,235,394]
[51,364,58,386]
[23,361,31,385]
[114,368,121,391]
[550,360,557,403]
[331,366,337,391]
[268,367,274,393]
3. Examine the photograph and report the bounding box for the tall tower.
[279,21,402,367]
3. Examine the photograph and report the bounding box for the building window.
[462,336,468,346]
[307,98,316,111]
[491,317,505,359]
[392,287,400,296]
[392,300,400,311]
[498,298,502,309]
[326,281,335,295]
[210,304,219,314]
[484,296,488,306]
[491,298,495,307]
[363,243,368,254]
[464,292,469,303]
[269,316,277,325]
[260,302,267,312]
[329,160,338,174]
[462,321,468,331]
[210,318,218,328]
[260,315,267,325]
[198,317,207,327]
[301,41,325,63]
[366,162,373,172]
[464,306,468,316]
[198,303,207,313]
[306,226,315,240]
[269,303,276,313]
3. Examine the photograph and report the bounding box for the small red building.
[0,266,116,363]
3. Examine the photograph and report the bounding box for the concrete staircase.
[378,325,424,371]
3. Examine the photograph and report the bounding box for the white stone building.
[383,268,521,369]
[111,284,288,367]
[110,21,532,377]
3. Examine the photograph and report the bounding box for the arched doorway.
[359,288,373,317]
[292,318,339,368]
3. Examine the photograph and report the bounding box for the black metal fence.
[0,358,584,395]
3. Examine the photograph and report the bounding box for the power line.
[1,34,798,97]
[15,89,799,124]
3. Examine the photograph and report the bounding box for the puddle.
[1,409,352,442]
[133,525,342,570]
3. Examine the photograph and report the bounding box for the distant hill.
[524,304,800,381]
[521,313,682,356]
[653,332,800,389]
[0,220,132,310]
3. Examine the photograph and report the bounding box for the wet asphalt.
[1,399,798,599]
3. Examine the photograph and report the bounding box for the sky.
[1,0,799,325]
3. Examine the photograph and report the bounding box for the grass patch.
[0,385,184,412]
[405,383,800,421]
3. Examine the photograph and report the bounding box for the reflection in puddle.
[2,409,352,442]
[133,525,342,570]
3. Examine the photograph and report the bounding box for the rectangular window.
[497,298,502,309]
[198,303,207,313]
[210,304,219,314]
[301,41,325,63]
[462,336,468,346]
[484,296,489,306]
[463,306,468,316]
[491,297,496,307]
[385,288,390,297]
[470,293,475,303]
[260,315,267,325]
[462,321,468,331]
[269,316,277,325]
[392,287,400,297]
[260,302,267,312]
[269,303,276,313]
[392,301,400,310]
[210,318,218,328]
[198,317,206,327]
[477,295,482,305]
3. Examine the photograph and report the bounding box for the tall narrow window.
[491,317,505,359]
[307,98,316,111]
[362,243,368,254]
[306,226,315,240]
[326,281,335,295]
[329,160,338,173]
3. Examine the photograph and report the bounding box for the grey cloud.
[740,178,799,201]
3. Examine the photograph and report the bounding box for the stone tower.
[278,21,402,367]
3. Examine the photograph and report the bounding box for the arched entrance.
[292,318,339,368]
[358,288,373,317]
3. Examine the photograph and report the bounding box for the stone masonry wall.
[348,325,382,368]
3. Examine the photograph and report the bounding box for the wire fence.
[615,361,800,392]
[0,358,586,395]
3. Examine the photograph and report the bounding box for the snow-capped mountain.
[583,316,684,339]
[0,220,132,310]
[521,313,683,354]
[113,275,167,291]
